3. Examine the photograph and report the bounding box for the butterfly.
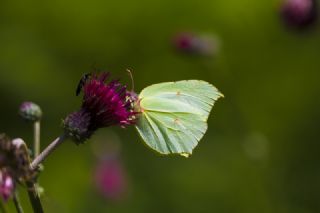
[135,80,223,157]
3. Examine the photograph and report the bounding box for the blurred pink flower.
[94,157,127,201]
[0,170,14,201]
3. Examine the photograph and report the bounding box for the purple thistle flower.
[0,170,14,201]
[281,0,317,29]
[63,72,138,143]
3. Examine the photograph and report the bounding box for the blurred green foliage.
[0,0,320,212]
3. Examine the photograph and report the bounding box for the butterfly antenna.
[126,69,134,91]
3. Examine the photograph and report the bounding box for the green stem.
[33,121,42,198]
[33,121,41,158]
[26,182,43,213]
[13,191,24,213]
[30,134,67,170]
[0,199,7,213]
[27,133,67,212]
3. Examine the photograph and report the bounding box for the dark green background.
[0,0,319,212]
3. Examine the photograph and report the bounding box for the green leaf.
[135,80,223,157]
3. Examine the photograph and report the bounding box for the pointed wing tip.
[218,91,224,98]
[202,81,224,99]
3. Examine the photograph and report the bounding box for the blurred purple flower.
[94,157,127,201]
[281,0,317,29]
[173,32,220,56]
[0,170,14,201]
[63,72,138,143]
[174,33,194,52]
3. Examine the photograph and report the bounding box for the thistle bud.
[0,134,35,183]
[19,102,42,122]
[63,110,92,144]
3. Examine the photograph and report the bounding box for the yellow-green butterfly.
[135,80,223,157]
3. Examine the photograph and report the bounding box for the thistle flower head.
[63,72,138,144]
[19,101,42,122]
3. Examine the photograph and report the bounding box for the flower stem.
[30,134,67,170]
[13,191,24,213]
[26,182,43,213]
[33,121,41,158]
